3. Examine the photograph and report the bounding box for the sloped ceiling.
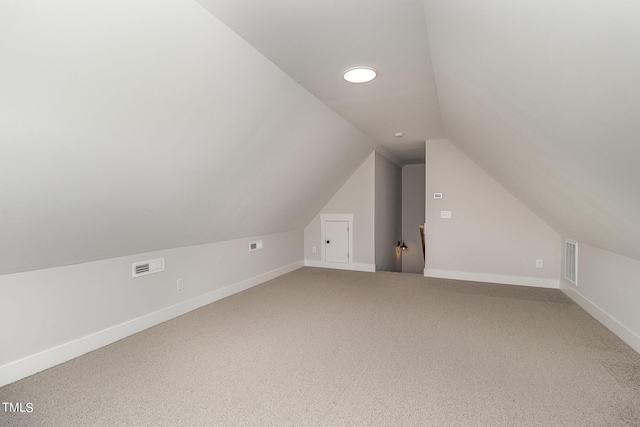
[0,0,375,275]
[194,0,444,164]
[3,0,639,275]
[422,0,640,260]
[197,0,640,261]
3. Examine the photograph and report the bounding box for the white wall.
[560,241,640,353]
[402,164,426,274]
[423,0,640,262]
[422,0,640,356]
[425,139,560,287]
[0,0,374,275]
[375,153,402,272]
[304,153,375,271]
[0,231,302,387]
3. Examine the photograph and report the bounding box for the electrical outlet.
[177,278,184,291]
[536,259,543,269]
[440,211,452,219]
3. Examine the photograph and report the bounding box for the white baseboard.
[424,268,559,289]
[0,261,304,388]
[304,259,376,273]
[560,283,640,354]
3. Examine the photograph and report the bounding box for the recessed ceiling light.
[395,132,404,138]
[343,66,377,83]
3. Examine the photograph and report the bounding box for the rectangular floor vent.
[565,240,578,285]
[132,258,164,278]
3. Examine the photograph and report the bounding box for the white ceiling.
[423,0,640,261]
[194,0,443,164]
[0,0,376,274]
[3,0,640,275]
[196,0,640,261]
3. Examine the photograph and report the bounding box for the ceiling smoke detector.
[343,66,377,83]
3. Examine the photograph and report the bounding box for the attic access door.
[321,214,354,265]
[325,221,349,263]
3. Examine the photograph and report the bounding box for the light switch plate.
[440,211,452,219]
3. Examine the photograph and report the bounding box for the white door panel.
[325,220,349,263]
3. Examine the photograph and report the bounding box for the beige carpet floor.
[1,267,639,426]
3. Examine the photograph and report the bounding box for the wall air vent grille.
[565,240,578,285]
[135,264,150,275]
[132,258,165,278]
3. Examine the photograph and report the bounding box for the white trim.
[304,259,376,273]
[560,282,640,354]
[320,214,354,264]
[0,261,304,388]
[423,268,559,288]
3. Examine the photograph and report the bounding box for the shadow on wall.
[401,164,426,274]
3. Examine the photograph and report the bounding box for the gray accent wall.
[375,153,402,272]
[402,164,426,274]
